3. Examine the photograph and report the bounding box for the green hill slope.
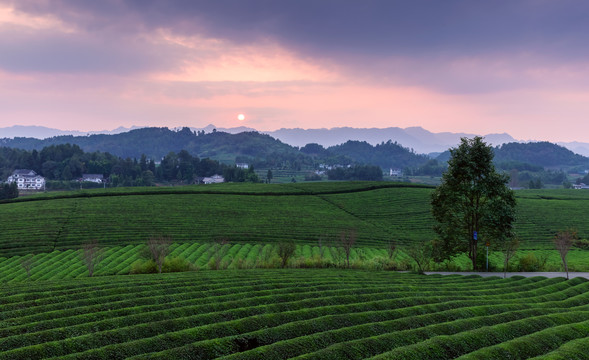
[1,183,589,258]
[2,270,589,359]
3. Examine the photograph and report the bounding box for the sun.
[237,114,245,121]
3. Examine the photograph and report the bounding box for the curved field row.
[2,242,588,283]
[0,243,404,283]
[1,270,589,359]
[2,183,589,257]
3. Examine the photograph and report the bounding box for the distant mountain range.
[2,124,589,157]
[1,126,588,178]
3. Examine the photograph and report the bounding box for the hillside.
[0,127,300,162]
[328,140,430,169]
[1,182,589,258]
[494,142,589,169]
[436,141,589,170]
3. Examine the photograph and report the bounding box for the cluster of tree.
[404,159,447,177]
[0,145,239,187]
[223,166,260,183]
[327,140,430,170]
[507,169,568,188]
[327,165,383,181]
[494,142,589,168]
[575,172,589,185]
[157,150,226,183]
[0,182,18,200]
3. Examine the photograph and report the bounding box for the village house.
[202,174,225,184]
[236,163,249,169]
[7,169,46,190]
[390,168,402,177]
[81,174,104,183]
[573,183,589,189]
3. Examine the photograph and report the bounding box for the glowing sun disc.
[237,114,245,121]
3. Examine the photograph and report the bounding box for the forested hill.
[328,140,430,169]
[494,142,589,168]
[436,141,589,169]
[1,127,434,170]
[0,127,298,161]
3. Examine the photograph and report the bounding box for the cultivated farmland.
[2,182,589,359]
[2,270,589,359]
[1,182,589,258]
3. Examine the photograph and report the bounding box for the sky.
[1,0,589,142]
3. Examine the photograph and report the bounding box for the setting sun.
[237,114,245,121]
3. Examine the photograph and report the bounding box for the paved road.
[424,271,589,280]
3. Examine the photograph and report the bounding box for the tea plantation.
[2,182,589,359]
[2,270,589,359]
[2,182,589,258]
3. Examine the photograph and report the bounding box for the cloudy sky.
[1,0,589,141]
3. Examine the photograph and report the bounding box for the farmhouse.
[202,174,225,184]
[236,163,249,169]
[390,168,402,177]
[7,169,45,190]
[81,174,104,183]
[573,183,589,189]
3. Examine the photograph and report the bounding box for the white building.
[202,174,225,184]
[7,169,45,190]
[236,163,249,169]
[390,168,402,177]
[573,183,589,189]
[81,174,104,183]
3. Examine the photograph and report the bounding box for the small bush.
[573,238,589,250]
[130,259,157,274]
[163,256,196,272]
[130,257,195,274]
[516,252,548,272]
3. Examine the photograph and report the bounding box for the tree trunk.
[470,239,477,271]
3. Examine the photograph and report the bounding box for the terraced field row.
[1,183,589,257]
[0,243,399,283]
[2,242,587,283]
[2,270,589,359]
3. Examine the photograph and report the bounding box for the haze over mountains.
[2,124,589,157]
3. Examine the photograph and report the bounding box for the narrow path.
[424,271,589,280]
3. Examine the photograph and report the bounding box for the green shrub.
[130,257,195,274]
[162,256,196,273]
[130,259,157,274]
[516,252,549,272]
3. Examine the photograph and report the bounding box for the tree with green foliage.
[431,137,516,271]
[266,169,273,183]
[0,182,19,200]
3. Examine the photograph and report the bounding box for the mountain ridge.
[2,124,589,157]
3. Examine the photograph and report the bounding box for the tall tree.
[431,137,516,270]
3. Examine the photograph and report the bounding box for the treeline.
[0,145,260,187]
[0,182,18,200]
[327,165,383,181]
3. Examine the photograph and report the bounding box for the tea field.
[2,270,589,359]
[1,182,589,258]
[2,242,588,283]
